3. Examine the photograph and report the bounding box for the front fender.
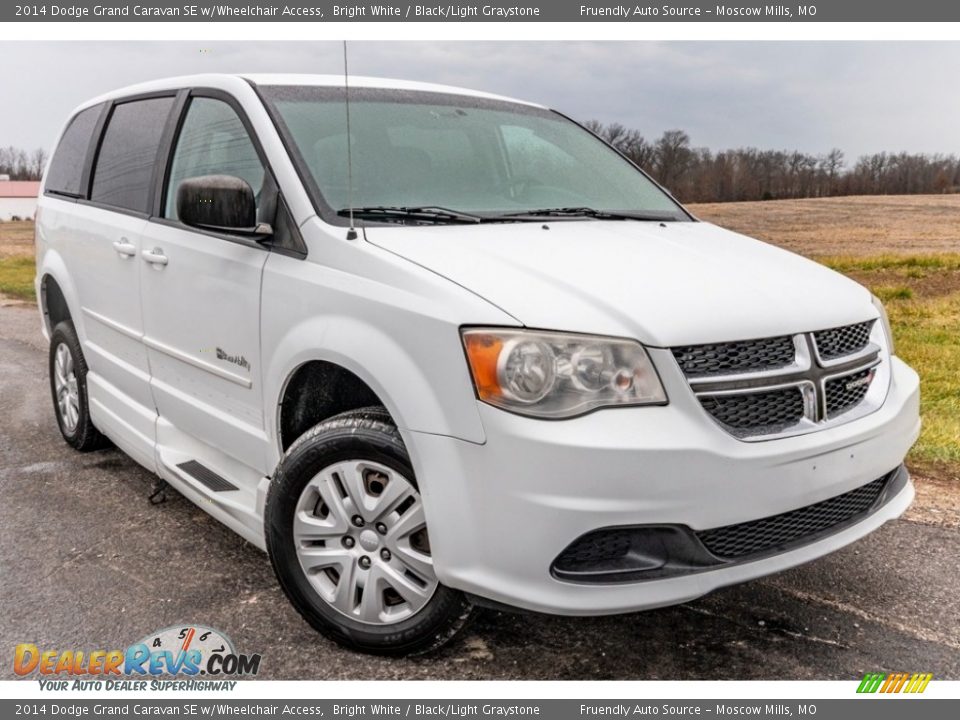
[262,313,488,471]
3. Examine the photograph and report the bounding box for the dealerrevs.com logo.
[14,625,261,691]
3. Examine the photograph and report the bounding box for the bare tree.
[29,148,48,180]
[584,120,959,202]
[653,129,692,191]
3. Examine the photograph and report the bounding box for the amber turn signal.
[463,332,504,400]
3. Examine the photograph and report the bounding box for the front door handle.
[112,239,136,258]
[141,248,168,267]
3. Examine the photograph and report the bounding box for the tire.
[48,321,108,452]
[265,406,474,655]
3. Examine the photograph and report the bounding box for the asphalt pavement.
[1,303,957,680]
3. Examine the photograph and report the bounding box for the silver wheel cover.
[293,460,438,625]
[53,342,80,433]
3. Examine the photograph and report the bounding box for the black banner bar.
[5,1,960,23]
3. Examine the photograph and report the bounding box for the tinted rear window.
[91,97,175,213]
[45,104,103,197]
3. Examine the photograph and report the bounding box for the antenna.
[343,41,358,241]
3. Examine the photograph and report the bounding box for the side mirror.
[175,175,272,237]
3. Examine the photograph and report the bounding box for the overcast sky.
[1,41,958,160]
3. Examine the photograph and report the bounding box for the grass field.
[690,194,960,257]
[0,220,36,259]
[0,221,37,300]
[2,197,958,473]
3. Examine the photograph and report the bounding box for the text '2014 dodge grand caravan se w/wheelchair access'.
[36,74,920,655]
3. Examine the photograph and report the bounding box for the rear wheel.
[265,407,474,655]
[48,322,108,451]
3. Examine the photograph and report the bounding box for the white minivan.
[36,74,920,655]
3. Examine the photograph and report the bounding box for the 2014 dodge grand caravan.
[35,74,920,655]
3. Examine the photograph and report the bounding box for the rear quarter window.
[91,97,175,213]
[45,104,103,198]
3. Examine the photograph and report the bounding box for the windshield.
[260,86,689,223]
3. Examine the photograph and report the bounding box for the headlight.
[871,294,895,355]
[462,329,667,418]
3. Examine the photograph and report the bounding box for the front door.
[139,94,271,474]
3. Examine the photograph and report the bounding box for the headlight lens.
[462,329,667,418]
[871,294,895,354]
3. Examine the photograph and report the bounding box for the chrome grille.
[674,320,884,440]
[697,474,888,559]
[699,388,805,436]
[671,336,795,378]
[814,321,875,361]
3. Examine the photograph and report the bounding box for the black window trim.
[149,86,307,258]
[43,101,110,202]
[46,85,306,259]
[77,90,181,220]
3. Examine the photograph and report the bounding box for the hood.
[366,220,875,347]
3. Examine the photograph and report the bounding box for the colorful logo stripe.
[857,672,932,694]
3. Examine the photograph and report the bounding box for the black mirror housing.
[176,175,259,233]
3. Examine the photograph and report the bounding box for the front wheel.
[265,407,474,655]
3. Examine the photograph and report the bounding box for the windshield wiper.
[501,207,680,222]
[337,206,484,225]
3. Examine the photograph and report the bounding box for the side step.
[176,460,238,492]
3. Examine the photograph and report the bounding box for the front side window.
[261,86,686,221]
[91,97,175,213]
[164,97,265,221]
[46,104,103,198]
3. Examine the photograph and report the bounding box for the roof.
[241,74,541,107]
[0,181,40,198]
[73,73,541,114]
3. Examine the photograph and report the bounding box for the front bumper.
[407,354,920,615]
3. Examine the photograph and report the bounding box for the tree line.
[582,121,960,203]
[0,146,48,181]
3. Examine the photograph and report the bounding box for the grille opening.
[825,368,874,419]
[672,335,795,378]
[697,475,888,560]
[814,320,875,361]
[555,529,634,573]
[699,387,805,436]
